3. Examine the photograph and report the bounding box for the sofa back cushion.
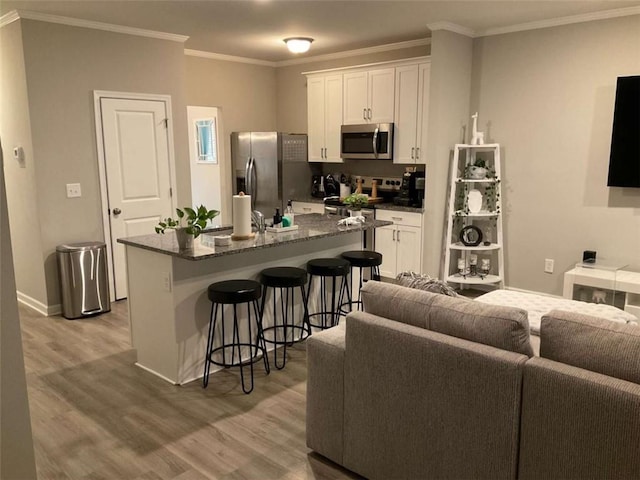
[362,281,534,357]
[540,310,640,384]
[429,294,534,357]
[361,281,439,329]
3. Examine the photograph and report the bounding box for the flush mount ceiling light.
[284,37,314,54]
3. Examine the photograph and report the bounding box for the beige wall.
[185,55,277,223]
[0,144,37,479]
[0,21,48,307]
[423,30,474,278]
[13,19,190,307]
[471,15,640,295]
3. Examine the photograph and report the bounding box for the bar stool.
[203,279,269,394]
[340,250,383,314]
[306,258,352,330]
[259,267,311,370]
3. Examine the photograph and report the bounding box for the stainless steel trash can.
[56,242,111,319]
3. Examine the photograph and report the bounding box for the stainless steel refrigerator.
[231,132,312,216]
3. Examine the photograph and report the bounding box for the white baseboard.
[16,291,61,316]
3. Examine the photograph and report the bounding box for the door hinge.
[169,187,173,197]
[163,118,169,128]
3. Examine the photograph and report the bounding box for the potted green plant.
[343,193,369,216]
[155,205,220,250]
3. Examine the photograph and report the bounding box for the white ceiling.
[2,1,639,62]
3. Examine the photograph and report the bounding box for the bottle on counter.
[284,200,294,226]
[273,208,283,228]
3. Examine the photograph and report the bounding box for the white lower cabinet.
[375,209,423,278]
[292,201,324,215]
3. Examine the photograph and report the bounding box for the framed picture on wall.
[195,118,218,164]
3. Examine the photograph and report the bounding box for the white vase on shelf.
[466,189,483,214]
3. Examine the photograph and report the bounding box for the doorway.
[94,91,177,301]
[187,106,223,216]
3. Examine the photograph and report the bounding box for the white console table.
[563,262,640,320]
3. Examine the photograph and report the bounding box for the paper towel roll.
[232,194,252,238]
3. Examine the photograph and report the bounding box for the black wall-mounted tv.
[607,75,640,188]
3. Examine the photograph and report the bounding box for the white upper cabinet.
[307,74,343,163]
[393,62,430,164]
[343,68,395,125]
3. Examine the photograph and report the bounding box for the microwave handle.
[372,126,379,158]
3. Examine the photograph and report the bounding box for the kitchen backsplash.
[319,159,425,184]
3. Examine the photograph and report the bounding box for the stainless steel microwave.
[340,123,394,160]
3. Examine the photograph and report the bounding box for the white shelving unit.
[443,144,505,289]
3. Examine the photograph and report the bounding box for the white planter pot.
[175,228,194,251]
[467,166,487,180]
[349,209,363,217]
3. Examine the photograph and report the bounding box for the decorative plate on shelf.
[459,225,483,246]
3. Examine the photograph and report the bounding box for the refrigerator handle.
[249,157,257,211]
[244,157,251,195]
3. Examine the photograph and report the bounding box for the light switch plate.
[66,183,82,198]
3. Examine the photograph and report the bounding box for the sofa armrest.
[306,323,346,465]
[343,311,528,480]
[519,357,640,480]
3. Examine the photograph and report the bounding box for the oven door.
[341,123,394,160]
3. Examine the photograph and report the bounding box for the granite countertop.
[292,196,424,214]
[117,213,392,261]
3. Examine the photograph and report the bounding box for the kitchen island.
[118,213,392,384]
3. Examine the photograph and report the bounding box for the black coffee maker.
[393,171,425,207]
[311,175,324,198]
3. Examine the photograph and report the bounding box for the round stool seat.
[341,250,383,268]
[260,267,307,288]
[307,258,350,276]
[207,279,261,304]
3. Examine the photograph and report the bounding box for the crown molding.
[479,5,640,37]
[275,38,431,67]
[0,10,20,28]
[185,49,276,67]
[426,22,476,38]
[0,9,189,42]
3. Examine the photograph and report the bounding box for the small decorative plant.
[343,193,369,210]
[155,205,219,239]
[465,159,488,179]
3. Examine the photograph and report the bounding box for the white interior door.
[100,97,174,299]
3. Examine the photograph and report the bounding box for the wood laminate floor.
[18,302,360,480]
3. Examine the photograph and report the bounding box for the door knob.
[112,208,122,215]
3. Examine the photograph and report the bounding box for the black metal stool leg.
[254,299,270,374]
[274,287,285,370]
[300,283,311,337]
[203,301,218,388]
[357,266,364,310]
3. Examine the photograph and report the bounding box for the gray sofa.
[306,281,640,480]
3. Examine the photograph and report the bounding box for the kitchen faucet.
[251,210,265,233]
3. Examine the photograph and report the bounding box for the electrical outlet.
[162,272,171,292]
[66,183,82,198]
[544,258,554,274]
